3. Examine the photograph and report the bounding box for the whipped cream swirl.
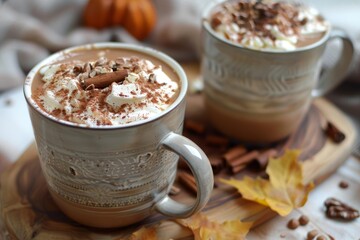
[211,0,329,51]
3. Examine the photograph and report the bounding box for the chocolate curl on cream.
[82,69,128,89]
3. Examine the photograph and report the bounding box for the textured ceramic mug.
[24,43,214,228]
[202,0,354,144]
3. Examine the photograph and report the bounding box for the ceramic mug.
[24,43,214,228]
[201,0,354,143]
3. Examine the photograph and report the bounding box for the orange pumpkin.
[83,0,157,41]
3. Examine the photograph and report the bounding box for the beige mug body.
[202,0,354,144]
[24,43,214,228]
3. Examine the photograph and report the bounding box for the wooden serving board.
[0,94,357,240]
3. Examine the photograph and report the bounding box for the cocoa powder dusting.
[210,0,328,49]
[211,1,302,37]
[33,53,179,126]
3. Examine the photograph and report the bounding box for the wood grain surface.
[0,94,357,240]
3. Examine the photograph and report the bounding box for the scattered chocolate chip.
[287,218,299,229]
[280,233,286,238]
[324,197,359,221]
[299,214,309,225]
[339,180,349,189]
[307,229,319,240]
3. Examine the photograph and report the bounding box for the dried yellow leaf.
[221,150,314,216]
[176,213,253,240]
[128,226,157,240]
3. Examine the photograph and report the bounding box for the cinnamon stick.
[185,120,205,134]
[255,149,277,169]
[209,156,224,174]
[228,150,259,168]
[178,171,197,194]
[205,134,230,147]
[231,164,247,174]
[83,69,128,89]
[223,145,247,164]
[177,158,188,170]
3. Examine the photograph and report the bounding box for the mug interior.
[24,43,188,129]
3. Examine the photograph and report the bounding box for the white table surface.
[0,86,34,162]
[0,84,359,239]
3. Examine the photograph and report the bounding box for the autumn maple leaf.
[176,213,253,240]
[128,226,157,240]
[221,149,314,216]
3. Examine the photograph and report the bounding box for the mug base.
[49,190,152,228]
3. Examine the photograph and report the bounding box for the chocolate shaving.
[210,0,308,42]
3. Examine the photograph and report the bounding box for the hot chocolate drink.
[209,0,329,51]
[24,43,213,228]
[31,47,180,126]
[202,0,353,143]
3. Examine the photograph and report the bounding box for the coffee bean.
[287,218,299,229]
[316,235,327,240]
[299,214,309,225]
[307,229,318,240]
[339,181,349,189]
[325,121,346,143]
[327,234,335,240]
[324,197,359,221]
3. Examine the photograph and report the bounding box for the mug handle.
[312,28,354,97]
[154,132,214,218]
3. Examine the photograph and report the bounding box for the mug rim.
[24,42,188,130]
[202,0,331,54]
